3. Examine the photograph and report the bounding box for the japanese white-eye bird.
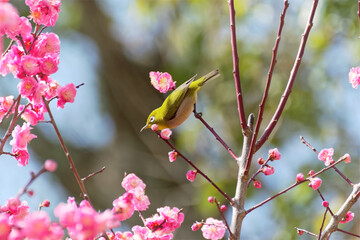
[141,69,220,131]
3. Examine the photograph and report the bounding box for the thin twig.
[82,167,106,181]
[16,168,46,198]
[317,189,334,216]
[255,0,320,151]
[336,228,360,238]
[0,96,18,127]
[214,198,233,238]
[318,208,328,239]
[227,0,248,134]
[245,0,289,175]
[0,96,21,153]
[295,227,318,237]
[42,96,90,202]
[155,131,233,204]
[193,109,238,160]
[1,40,14,57]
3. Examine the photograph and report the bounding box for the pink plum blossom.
[309,177,322,190]
[168,150,178,162]
[25,0,61,27]
[349,67,360,89]
[268,148,281,160]
[340,211,354,224]
[55,197,118,240]
[0,95,14,119]
[1,198,29,224]
[40,55,59,75]
[17,76,38,98]
[56,83,77,109]
[20,103,46,126]
[112,192,135,221]
[322,201,329,208]
[122,173,146,191]
[149,71,176,93]
[318,148,334,166]
[0,3,19,37]
[19,55,40,76]
[128,186,150,211]
[186,170,197,182]
[9,122,37,150]
[7,16,32,40]
[18,211,53,239]
[13,148,30,166]
[296,173,304,182]
[0,214,11,239]
[132,225,173,240]
[44,78,59,99]
[201,218,226,240]
[160,128,172,140]
[32,33,61,57]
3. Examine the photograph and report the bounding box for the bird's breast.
[167,94,197,129]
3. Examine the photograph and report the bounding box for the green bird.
[141,69,220,131]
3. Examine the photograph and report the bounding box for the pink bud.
[151,124,158,131]
[262,166,274,176]
[257,157,265,165]
[44,159,57,172]
[220,205,227,212]
[208,196,215,203]
[297,229,304,235]
[186,170,197,182]
[42,200,50,207]
[296,173,304,182]
[253,179,262,189]
[191,221,203,231]
[308,170,315,176]
[343,153,351,163]
[268,148,281,160]
[168,150,178,162]
[322,201,329,208]
[27,190,34,197]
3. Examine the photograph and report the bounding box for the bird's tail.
[193,69,220,88]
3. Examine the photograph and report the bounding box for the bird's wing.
[162,74,197,121]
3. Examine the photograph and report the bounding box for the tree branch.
[255,0,319,151]
[245,0,289,173]
[227,0,248,134]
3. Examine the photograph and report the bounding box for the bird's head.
[140,108,167,132]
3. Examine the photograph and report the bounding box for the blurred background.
[1,0,359,239]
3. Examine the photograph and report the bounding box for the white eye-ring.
[149,116,155,123]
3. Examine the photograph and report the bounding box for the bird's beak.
[140,124,149,132]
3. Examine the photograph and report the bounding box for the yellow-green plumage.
[141,69,220,131]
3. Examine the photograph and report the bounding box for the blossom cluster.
[0,1,77,166]
[149,71,176,93]
[191,218,226,240]
[0,173,184,239]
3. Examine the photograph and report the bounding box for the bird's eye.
[149,116,155,123]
